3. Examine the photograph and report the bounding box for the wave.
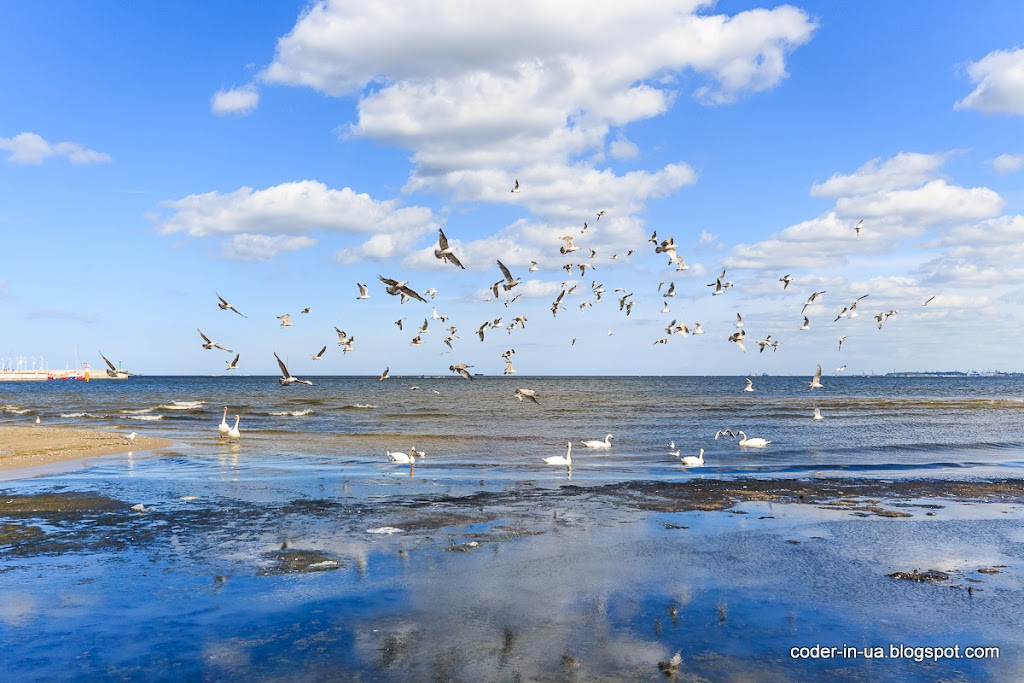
[119,408,155,415]
[126,414,164,421]
[160,400,206,410]
[339,404,378,410]
[1,404,31,415]
[270,409,315,417]
[60,412,99,418]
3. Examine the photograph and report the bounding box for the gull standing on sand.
[275,353,313,386]
[218,407,230,436]
[543,442,572,466]
[225,354,239,370]
[808,363,823,390]
[581,434,613,449]
[122,432,137,444]
[198,329,233,353]
[514,388,540,404]
[216,294,247,317]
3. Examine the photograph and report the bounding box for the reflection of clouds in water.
[0,592,37,626]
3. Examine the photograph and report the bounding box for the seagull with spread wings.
[225,353,239,370]
[311,345,327,361]
[275,352,313,386]
[434,228,466,269]
[216,294,247,317]
[198,329,232,352]
[378,275,428,303]
[449,363,475,380]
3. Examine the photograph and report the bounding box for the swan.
[737,430,770,448]
[581,434,613,449]
[218,407,230,437]
[543,442,572,466]
[812,407,824,421]
[227,415,241,440]
[387,448,416,464]
[681,448,705,466]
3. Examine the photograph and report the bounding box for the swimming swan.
[387,448,417,464]
[544,442,573,466]
[581,434,613,449]
[737,430,770,448]
[681,448,705,466]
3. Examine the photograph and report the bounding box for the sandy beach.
[0,426,172,473]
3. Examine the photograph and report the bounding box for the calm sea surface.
[3,375,1023,479]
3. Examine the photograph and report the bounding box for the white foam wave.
[60,412,98,418]
[270,409,314,417]
[348,404,378,409]
[366,527,403,535]
[1,404,31,415]
[119,408,155,415]
[126,414,163,421]
[160,400,206,410]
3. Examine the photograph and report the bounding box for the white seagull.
[744,378,755,392]
[808,363,823,390]
[274,351,314,386]
[198,329,232,353]
[514,388,540,404]
[434,228,466,269]
[356,283,371,299]
[311,345,327,361]
[216,294,247,317]
[225,354,240,370]
[813,407,824,421]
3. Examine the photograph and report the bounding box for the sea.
[1,376,1023,681]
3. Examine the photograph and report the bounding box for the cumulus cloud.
[220,234,318,261]
[0,132,111,165]
[991,153,1024,174]
[954,47,1024,115]
[810,152,948,198]
[835,179,1003,223]
[211,86,260,115]
[609,136,640,161]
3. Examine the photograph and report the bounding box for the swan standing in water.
[681,448,705,466]
[218,407,230,437]
[737,430,770,448]
[543,442,572,466]
[227,415,241,441]
[581,434,614,449]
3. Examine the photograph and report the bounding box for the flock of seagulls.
[192,187,936,466]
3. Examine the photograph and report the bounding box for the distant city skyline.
[2,1,1023,376]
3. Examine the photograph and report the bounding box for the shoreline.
[0,426,173,474]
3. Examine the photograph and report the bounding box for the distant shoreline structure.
[0,365,129,382]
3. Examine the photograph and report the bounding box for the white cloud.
[609,136,640,161]
[991,153,1024,174]
[211,86,260,116]
[258,0,813,230]
[156,179,436,236]
[954,47,1024,115]
[835,179,1003,223]
[0,132,111,165]
[221,234,318,261]
[810,152,948,198]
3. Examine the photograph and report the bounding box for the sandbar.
[0,426,172,473]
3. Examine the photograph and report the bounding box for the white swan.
[737,430,770,448]
[544,442,572,466]
[387,448,416,464]
[812,407,824,421]
[581,434,613,449]
[218,407,230,437]
[681,448,705,466]
[227,415,241,440]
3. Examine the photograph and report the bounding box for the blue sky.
[3,1,1023,377]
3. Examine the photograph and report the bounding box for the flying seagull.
[802,291,827,314]
[855,219,863,239]
[198,329,232,353]
[356,283,371,299]
[378,275,428,303]
[744,377,754,392]
[779,274,793,290]
[808,363,823,390]
[311,345,327,361]
[514,388,540,404]
[274,352,313,386]
[511,178,520,193]
[434,228,466,269]
[225,353,239,370]
[216,294,247,317]
[449,363,475,380]
[278,313,292,327]
[98,351,121,378]
[920,295,936,306]
[496,260,521,291]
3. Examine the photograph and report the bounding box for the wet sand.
[0,426,172,473]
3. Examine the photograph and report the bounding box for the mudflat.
[0,426,172,472]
